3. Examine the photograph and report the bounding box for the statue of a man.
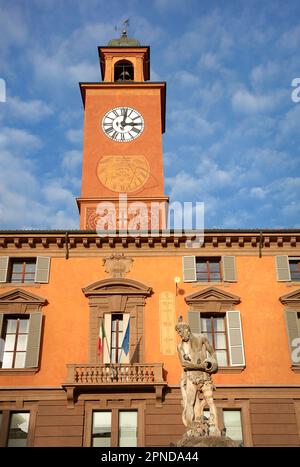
[175,316,220,435]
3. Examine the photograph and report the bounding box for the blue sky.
[0,0,300,229]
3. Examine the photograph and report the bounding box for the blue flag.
[122,320,130,355]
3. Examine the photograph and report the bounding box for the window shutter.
[187,311,201,335]
[222,256,237,282]
[0,313,4,364]
[226,311,245,366]
[25,312,42,368]
[182,256,196,282]
[0,256,9,283]
[285,311,300,364]
[275,256,291,281]
[103,314,112,364]
[35,257,50,283]
[120,313,130,364]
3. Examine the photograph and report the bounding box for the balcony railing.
[65,363,164,386]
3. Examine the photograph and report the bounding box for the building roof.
[107,31,141,47]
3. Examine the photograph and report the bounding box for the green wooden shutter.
[187,311,201,335]
[226,311,245,366]
[275,256,291,281]
[35,257,50,283]
[0,256,9,283]
[222,256,237,282]
[182,256,196,282]
[285,310,300,364]
[25,312,42,368]
[0,313,4,364]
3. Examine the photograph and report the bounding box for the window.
[9,259,36,283]
[201,314,229,366]
[183,256,237,282]
[223,410,243,443]
[0,256,50,284]
[187,310,245,367]
[92,411,111,447]
[91,410,137,447]
[196,257,222,282]
[103,313,130,364]
[284,309,300,365]
[0,307,43,370]
[7,412,30,447]
[114,60,134,81]
[111,314,124,364]
[1,317,29,368]
[276,256,300,282]
[203,408,243,444]
[289,259,300,281]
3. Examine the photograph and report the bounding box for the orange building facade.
[0,32,300,447]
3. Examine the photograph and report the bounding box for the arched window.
[114,60,134,82]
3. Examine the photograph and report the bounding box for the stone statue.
[175,316,221,436]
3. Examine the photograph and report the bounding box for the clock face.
[101,107,144,142]
[97,155,150,192]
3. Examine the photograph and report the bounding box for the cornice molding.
[0,231,299,255]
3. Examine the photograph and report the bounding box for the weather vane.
[115,18,130,36]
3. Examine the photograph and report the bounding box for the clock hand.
[120,108,128,127]
[123,121,142,127]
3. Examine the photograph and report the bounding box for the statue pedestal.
[176,419,238,447]
[176,434,238,447]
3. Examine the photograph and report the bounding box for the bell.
[119,70,131,81]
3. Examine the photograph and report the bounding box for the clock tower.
[77,30,169,231]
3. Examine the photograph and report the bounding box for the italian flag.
[97,318,106,356]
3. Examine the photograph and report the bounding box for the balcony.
[63,363,165,406]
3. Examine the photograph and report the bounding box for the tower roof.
[107,30,141,47]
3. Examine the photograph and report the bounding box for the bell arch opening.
[114,60,134,82]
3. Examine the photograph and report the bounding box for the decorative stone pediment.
[83,278,152,297]
[280,288,300,305]
[185,287,240,305]
[0,288,47,305]
[185,287,240,312]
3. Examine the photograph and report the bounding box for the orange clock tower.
[77,30,169,230]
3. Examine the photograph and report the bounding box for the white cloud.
[0,133,78,229]
[250,62,280,88]
[172,70,200,87]
[249,187,267,199]
[0,127,42,151]
[277,105,300,139]
[232,87,282,114]
[279,25,300,50]
[65,128,82,144]
[169,109,214,136]
[62,150,82,171]
[198,53,221,71]
[5,96,53,122]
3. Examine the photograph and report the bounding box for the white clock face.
[101,106,144,142]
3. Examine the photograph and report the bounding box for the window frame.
[8,258,36,284]
[200,313,230,367]
[84,402,144,447]
[289,257,300,282]
[1,315,30,369]
[196,257,222,282]
[0,404,37,447]
[213,400,252,446]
